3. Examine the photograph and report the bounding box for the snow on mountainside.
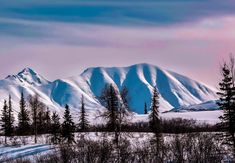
[0,64,219,122]
[81,63,218,113]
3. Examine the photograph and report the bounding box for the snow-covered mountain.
[0,64,218,118]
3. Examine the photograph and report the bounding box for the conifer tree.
[217,62,235,151]
[62,104,75,144]
[100,84,127,146]
[144,102,148,114]
[149,87,161,133]
[18,92,30,135]
[51,112,61,144]
[8,95,14,137]
[100,84,120,132]
[1,100,8,144]
[78,95,89,131]
[149,87,163,159]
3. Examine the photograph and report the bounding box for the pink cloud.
[0,16,235,87]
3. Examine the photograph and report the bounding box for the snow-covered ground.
[0,133,153,161]
[0,144,52,162]
[130,110,222,124]
[0,132,232,162]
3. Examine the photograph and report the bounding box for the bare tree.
[29,94,44,143]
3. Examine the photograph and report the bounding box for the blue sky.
[0,0,235,86]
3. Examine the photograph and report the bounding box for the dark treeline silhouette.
[0,84,224,142]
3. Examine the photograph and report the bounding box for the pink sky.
[0,15,235,87]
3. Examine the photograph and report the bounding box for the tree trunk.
[232,133,235,157]
[5,136,7,145]
[34,118,37,143]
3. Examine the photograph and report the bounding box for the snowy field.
[0,132,232,162]
[0,110,224,161]
[0,144,52,162]
[132,110,222,124]
[0,133,154,161]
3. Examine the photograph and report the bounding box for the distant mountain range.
[0,63,218,119]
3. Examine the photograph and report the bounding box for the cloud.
[0,15,234,87]
[0,0,235,86]
[1,0,235,26]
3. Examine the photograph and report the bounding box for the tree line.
[0,83,164,145]
[0,92,88,144]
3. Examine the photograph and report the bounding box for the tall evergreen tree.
[18,92,30,135]
[149,87,163,159]
[149,87,161,133]
[1,100,8,144]
[100,84,120,132]
[144,102,148,114]
[8,95,14,137]
[78,95,89,131]
[100,84,129,146]
[62,104,75,144]
[51,112,61,144]
[217,63,235,151]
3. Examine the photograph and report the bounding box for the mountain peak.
[18,67,37,76]
[17,67,49,85]
[5,67,49,86]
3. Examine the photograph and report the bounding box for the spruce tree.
[62,104,75,144]
[144,102,148,114]
[1,100,8,144]
[78,95,89,131]
[149,87,161,134]
[217,63,235,151]
[8,95,14,137]
[18,92,30,135]
[51,112,61,144]
[149,87,163,159]
[100,84,119,131]
[100,84,125,146]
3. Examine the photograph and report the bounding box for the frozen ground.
[131,110,223,124]
[0,132,232,162]
[0,133,153,161]
[0,144,52,162]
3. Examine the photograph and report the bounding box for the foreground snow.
[0,132,232,162]
[0,144,52,162]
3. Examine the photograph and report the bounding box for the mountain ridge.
[0,63,218,117]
